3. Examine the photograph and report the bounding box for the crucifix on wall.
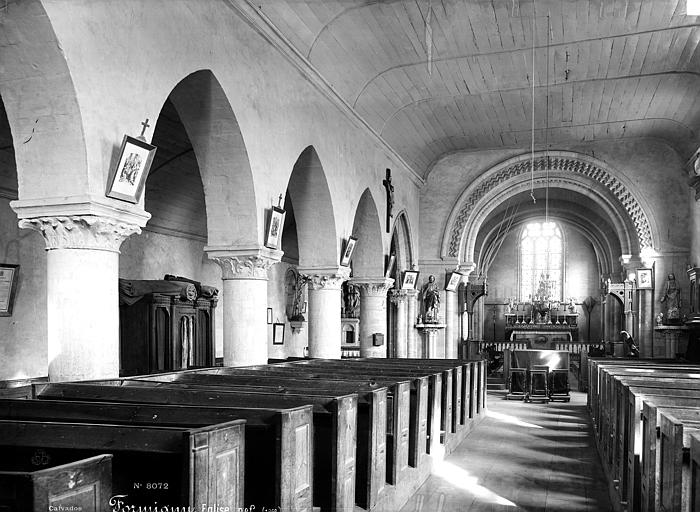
[383,168,394,233]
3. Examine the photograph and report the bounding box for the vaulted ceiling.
[256,0,700,176]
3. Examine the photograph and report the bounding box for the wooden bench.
[620,387,700,512]
[689,432,700,512]
[273,360,435,466]
[34,382,352,512]
[1,396,318,511]
[159,365,412,490]
[657,409,700,512]
[0,453,111,512]
[129,370,387,510]
[0,416,244,510]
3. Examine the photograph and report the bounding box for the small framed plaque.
[340,236,358,267]
[273,322,285,345]
[401,270,419,290]
[0,264,19,316]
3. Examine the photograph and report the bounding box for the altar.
[505,311,579,343]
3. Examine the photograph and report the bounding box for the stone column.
[445,289,458,359]
[18,214,145,382]
[207,247,283,366]
[300,266,350,359]
[351,277,394,358]
[390,289,409,358]
[406,289,419,357]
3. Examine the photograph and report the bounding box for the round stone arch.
[350,188,384,277]
[286,145,339,268]
[166,69,258,248]
[475,213,615,280]
[442,151,657,265]
[0,0,88,199]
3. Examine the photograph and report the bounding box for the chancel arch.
[443,151,657,268]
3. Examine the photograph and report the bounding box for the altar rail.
[477,340,605,355]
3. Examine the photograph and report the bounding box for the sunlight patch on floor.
[432,459,518,507]
[486,409,544,428]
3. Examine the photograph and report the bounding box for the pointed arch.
[390,210,415,273]
[168,69,258,247]
[351,189,384,276]
[287,146,339,267]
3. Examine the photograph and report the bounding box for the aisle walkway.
[400,390,613,512]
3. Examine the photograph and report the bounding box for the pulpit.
[118,278,218,376]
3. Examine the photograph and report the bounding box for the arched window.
[520,221,563,302]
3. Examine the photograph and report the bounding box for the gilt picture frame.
[265,206,286,250]
[106,135,156,204]
[0,264,19,317]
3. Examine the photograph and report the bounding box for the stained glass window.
[520,221,562,302]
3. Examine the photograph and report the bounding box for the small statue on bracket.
[422,275,440,323]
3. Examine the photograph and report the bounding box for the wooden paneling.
[255,0,700,175]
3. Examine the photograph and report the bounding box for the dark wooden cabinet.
[119,293,217,376]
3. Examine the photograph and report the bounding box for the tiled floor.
[401,390,613,512]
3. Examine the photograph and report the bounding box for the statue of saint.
[660,273,681,324]
[422,275,440,322]
[344,283,360,318]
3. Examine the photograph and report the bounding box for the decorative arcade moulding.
[446,154,653,258]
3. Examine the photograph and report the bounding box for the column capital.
[350,277,394,296]
[457,261,477,278]
[299,266,351,290]
[19,215,143,252]
[390,288,410,304]
[12,196,150,252]
[206,246,284,280]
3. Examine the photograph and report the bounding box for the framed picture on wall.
[265,206,286,250]
[0,264,19,316]
[445,271,463,291]
[106,135,157,203]
[340,236,358,267]
[267,308,273,324]
[273,322,285,345]
[401,270,419,290]
[636,268,653,289]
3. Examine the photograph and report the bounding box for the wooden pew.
[274,360,436,465]
[689,432,700,512]
[603,372,700,502]
[657,409,700,512]
[127,371,387,510]
[303,358,468,434]
[621,388,700,512]
[0,396,317,511]
[0,453,111,512]
[34,382,353,512]
[0,417,244,510]
[157,365,412,490]
[640,401,700,512]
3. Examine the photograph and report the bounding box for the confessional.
[118,278,218,376]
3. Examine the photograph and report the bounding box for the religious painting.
[340,236,358,267]
[401,270,419,290]
[273,322,285,345]
[445,271,463,291]
[106,135,156,203]
[265,206,286,250]
[0,264,19,316]
[637,268,653,289]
